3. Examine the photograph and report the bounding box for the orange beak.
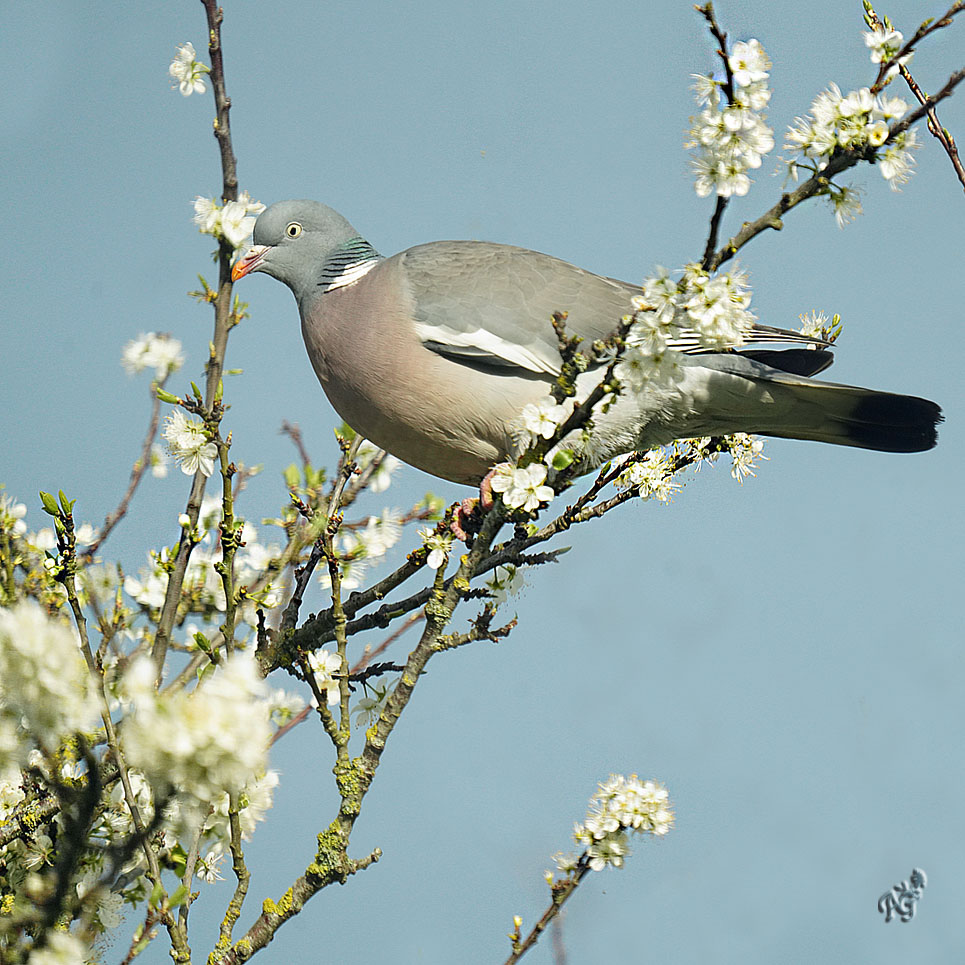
[231,244,270,281]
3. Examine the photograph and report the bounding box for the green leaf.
[168,884,189,909]
[193,631,212,653]
[190,382,202,400]
[57,490,74,516]
[149,881,165,907]
[169,842,188,878]
[156,388,180,404]
[551,448,575,470]
[283,463,300,490]
[39,491,60,517]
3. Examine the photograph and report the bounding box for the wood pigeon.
[232,200,941,484]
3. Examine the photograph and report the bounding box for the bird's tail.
[759,379,941,452]
[689,354,942,453]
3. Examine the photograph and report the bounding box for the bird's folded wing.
[400,241,827,375]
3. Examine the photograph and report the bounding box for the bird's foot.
[450,470,497,541]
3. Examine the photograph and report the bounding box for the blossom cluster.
[195,770,280,882]
[864,25,911,79]
[491,462,555,513]
[0,491,28,540]
[726,432,768,481]
[193,192,266,250]
[322,507,405,590]
[617,264,756,399]
[615,449,681,503]
[688,39,774,199]
[125,494,283,631]
[121,332,184,380]
[162,408,218,477]
[0,602,100,760]
[785,83,917,191]
[554,774,673,874]
[120,651,271,824]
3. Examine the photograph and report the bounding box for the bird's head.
[231,200,361,294]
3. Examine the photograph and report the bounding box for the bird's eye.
[286,222,302,239]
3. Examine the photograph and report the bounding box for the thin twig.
[899,63,965,191]
[695,2,738,267]
[871,1,965,92]
[150,0,244,675]
[864,1,965,192]
[504,862,592,964]
[280,421,312,468]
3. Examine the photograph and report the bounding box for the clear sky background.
[3,1,963,962]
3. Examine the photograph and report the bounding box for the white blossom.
[307,649,342,705]
[30,528,56,551]
[485,564,524,604]
[121,651,271,821]
[163,409,218,477]
[513,396,569,453]
[727,433,767,481]
[349,510,404,560]
[864,26,910,78]
[879,128,918,188]
[615,345,682,394]
[490,463,555,512]
[798,310,829,339]
[586,830,631,871]
[552,851,580,873]
[26,930,90,965]
[193,196,220,233]
[0,493,27,538]
[356,440,401,493]
[192,193,266,249]
[220,201,257,249]
[121,332,184,378]
[196,769,279,883]
[0,602,100,756]
[351,678,397,728]
[124,561,168,609]
[830,186,864,227]
[419,527,453,570]
[168,42,209,97]
[149,443,170,478]
[728,39,771,87]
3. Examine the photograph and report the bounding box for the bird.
[232,200,941,485]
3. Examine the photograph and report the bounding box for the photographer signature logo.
[878,868,927,923]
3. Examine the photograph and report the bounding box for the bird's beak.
[231,244,271,281]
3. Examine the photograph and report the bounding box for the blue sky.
[3,1,963,962]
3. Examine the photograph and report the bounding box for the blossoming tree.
[1,1,962,962]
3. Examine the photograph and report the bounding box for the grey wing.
[398,241,828,375]
[399,242,637,375]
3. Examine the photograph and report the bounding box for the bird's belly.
[306,327,541,484]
